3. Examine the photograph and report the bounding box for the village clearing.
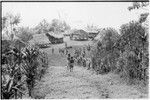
[32,37,148,99]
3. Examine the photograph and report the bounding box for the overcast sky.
[2,2,145,30]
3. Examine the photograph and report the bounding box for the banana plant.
[2,46,27,99]
[22,46,39,98]
[2,66,26,99]
[37,52,49,80]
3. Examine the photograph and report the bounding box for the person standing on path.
[67,54,71,70]
[52,48,54,54]
[65,42,67,48]
[86,58,91,70]
[66,49,68,55]
[70,57,75,72]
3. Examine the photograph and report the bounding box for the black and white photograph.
[1,0,149,99]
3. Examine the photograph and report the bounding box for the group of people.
[51,43,92,72]
[76,54,92,69]
[66,47,92,72]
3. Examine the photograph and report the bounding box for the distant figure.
[82,51,85,58]
[86,58,91,70]
[59,48,65,55]
[62,49,65,55]
[59,48,60,53]
[65,42,67,48]
[70,57,75,72]
[52,48,54,54]
[66,49,68,55]
[82,57,86,67]
[67,54,71,70]
[78,56,83,66]
[87,45,91,51]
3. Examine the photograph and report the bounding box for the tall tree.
[128,2,149,24]
[51,19,70,33]
[15,27,33,43]
[2,13,21,40]
[34,19,50,34]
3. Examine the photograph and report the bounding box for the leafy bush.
[116,21,148,82]
[2,43,49,99]
[1,47,26,99]
[22,44,49,97]
[15,27,33,43]
[91,27,120,74]
[91,21,148,84]
[22,45,40,97]
[37,51,49,79]
[2,76,25,99]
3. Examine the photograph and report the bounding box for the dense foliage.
[15,27,33,43]
[91,28,120,74]
[91,21,148,84]
[116,21,148,82]
[34,19,70,34]
[2,43,49,99]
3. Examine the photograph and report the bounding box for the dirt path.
[34,65,148,99]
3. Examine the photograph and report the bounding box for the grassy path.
[33,42,148,99]
[34,65,148,99]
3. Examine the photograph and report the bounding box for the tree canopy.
[34,19,70,34]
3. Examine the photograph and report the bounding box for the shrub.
[91,27,120,74]
[2,40,49,99]
[15,27,33,43]
[22,44,40,97]
[37,51,49,79]
[1,46,26,99]
[116,21,148,83]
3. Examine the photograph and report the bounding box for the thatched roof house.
[94,28,120,46]
[30,33,50,44]
[70,29,88,41]
[94,29,106,41]
[45,32,64,44]
[86,30,99,40]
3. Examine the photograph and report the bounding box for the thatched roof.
[47,32,64,39]
[94,28,119,43]
[94,29,106,41]
[30,33,50,44]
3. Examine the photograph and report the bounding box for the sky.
[2,2,146,30]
